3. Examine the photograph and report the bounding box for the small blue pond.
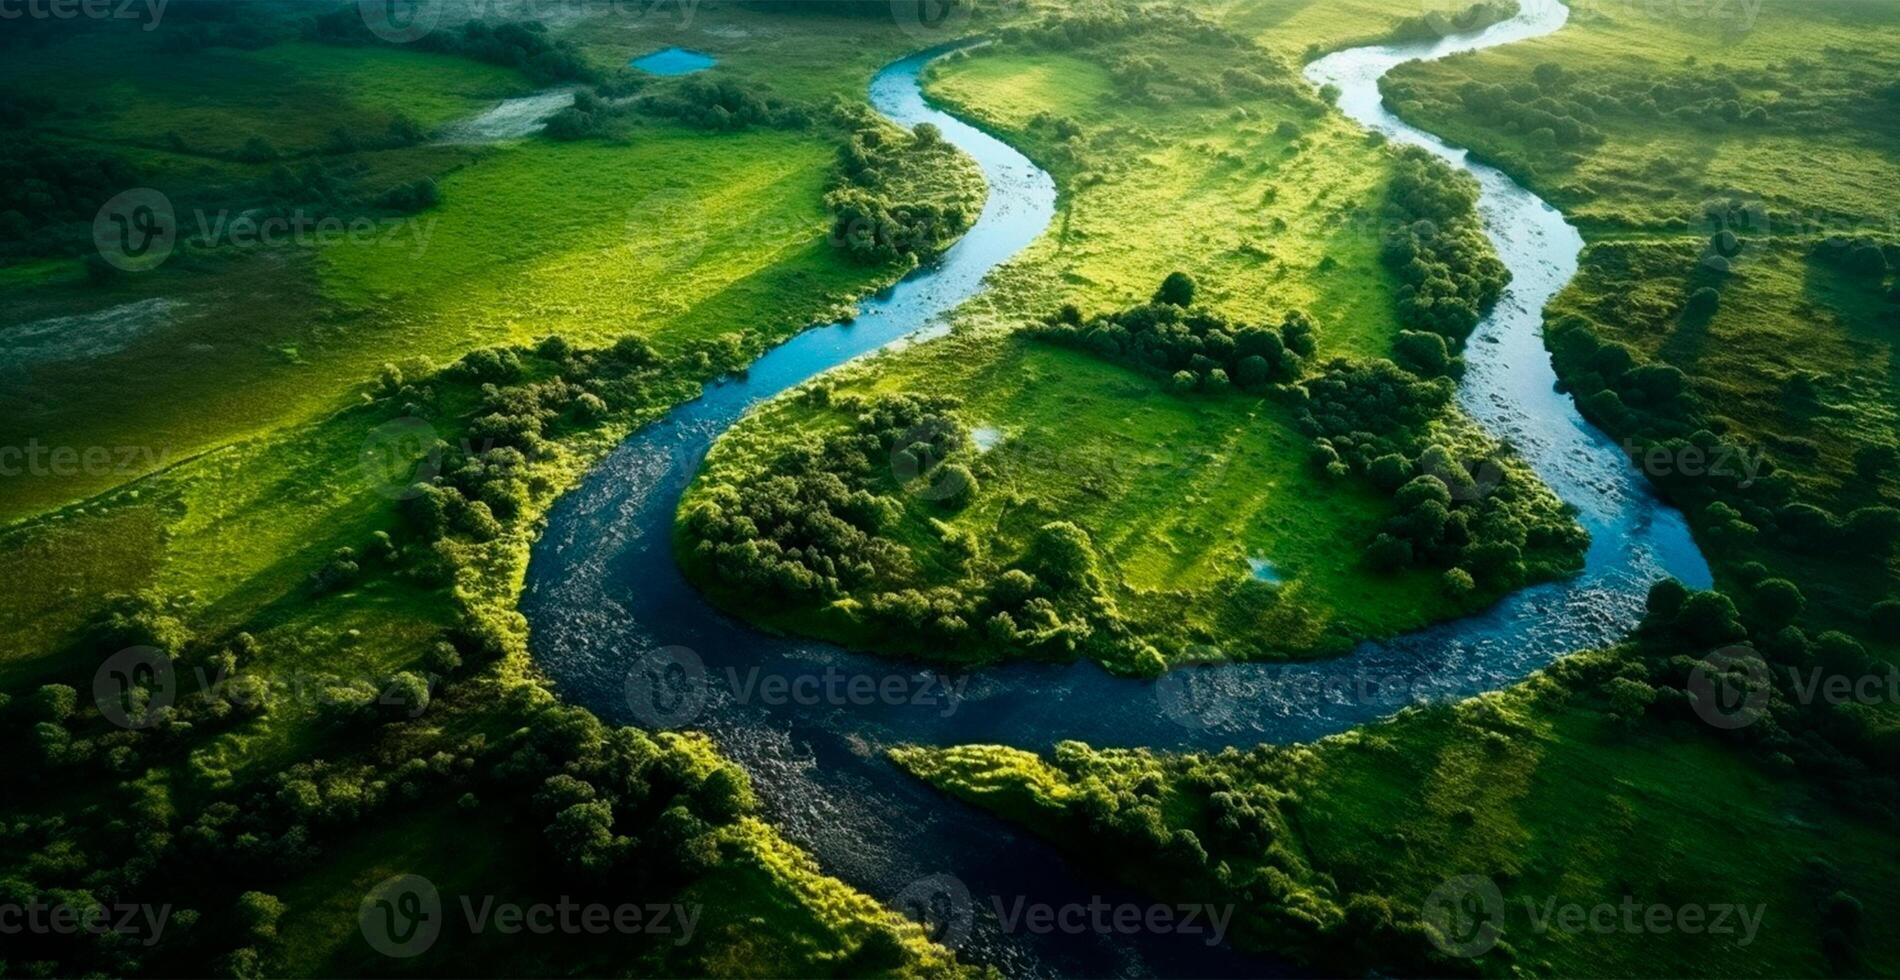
[630,47,716,75]
[1246,556,1285,584]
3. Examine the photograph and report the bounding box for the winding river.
[523,2,1711,974]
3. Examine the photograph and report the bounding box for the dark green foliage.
[375,177,440,213]
[1297,359,1583,582]
[1392,329,1461,378]
[686,393,965,601]
[1386,0,1517,44]
[1685,285,1720,320]
[824,111,974,264]
[1869,599,1900,635]
[1155,270,1198,307]
[1812,235,1895,281]
[1382,146,1511,342]
[307,14,593,86]
[684,392,1141,665]
[0,137,141,254]
[1748,577,1805,629]
[640,78,809,131]
[1027,279,1312,391]
[0,327,832,976]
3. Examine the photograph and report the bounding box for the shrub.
[1155,271,1197,307]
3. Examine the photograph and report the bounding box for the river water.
[523,4,1710,974]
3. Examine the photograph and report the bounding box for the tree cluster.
[1382,146,1511,343]
[1027,272,1317,393]
[824,112,974,264]
[638,78,809,132]
[306,14,593,86]
[683,392,1138,666]
[0,137,141,251]
[1385,1,1516,44]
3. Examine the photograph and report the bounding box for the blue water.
[1247,557,1285,584]
[525,6,1711,974]
[630,46,716,75]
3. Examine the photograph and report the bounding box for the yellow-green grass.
[897,652,1900,977]
[688,335,1475,663]
[1380,0,1900,630]
[315,125,871,353]
[1216,0,1508,61]
[1385,0,1900,230]
[921,46,1404,359]
[0,126,892,524]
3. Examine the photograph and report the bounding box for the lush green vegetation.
[0,2,1005,975]
[893,4,1900,979]
[8,0,1898,976]
[1216,0,1521,63]
[895,596,1900,976]
[0,1,981,523]
[1384,0,1900,668]
[677,3,1584,674]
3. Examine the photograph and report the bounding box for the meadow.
[0,3,1004,975]
[0,5,959,523]
[676,3,1586,672]
[888,3,1900,977]
[4,0,1896,977]
[896,632,1900,977]
[1384,0,1900,655]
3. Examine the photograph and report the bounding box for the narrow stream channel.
[523,4,1712,974]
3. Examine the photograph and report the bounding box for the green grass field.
[1385,0,1900,641]
[0,9,984,524]
[675,8,1589,670]
[0,5,1004,975]
[896,643,1900,977]
[920,43,1403,357]
[5,1,1897,976]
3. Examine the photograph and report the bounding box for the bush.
[1155,271,1197,307]
[1685,286,1720,320]
[1030,278,1313,391]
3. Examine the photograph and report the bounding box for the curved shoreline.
[524,5,1711,973]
